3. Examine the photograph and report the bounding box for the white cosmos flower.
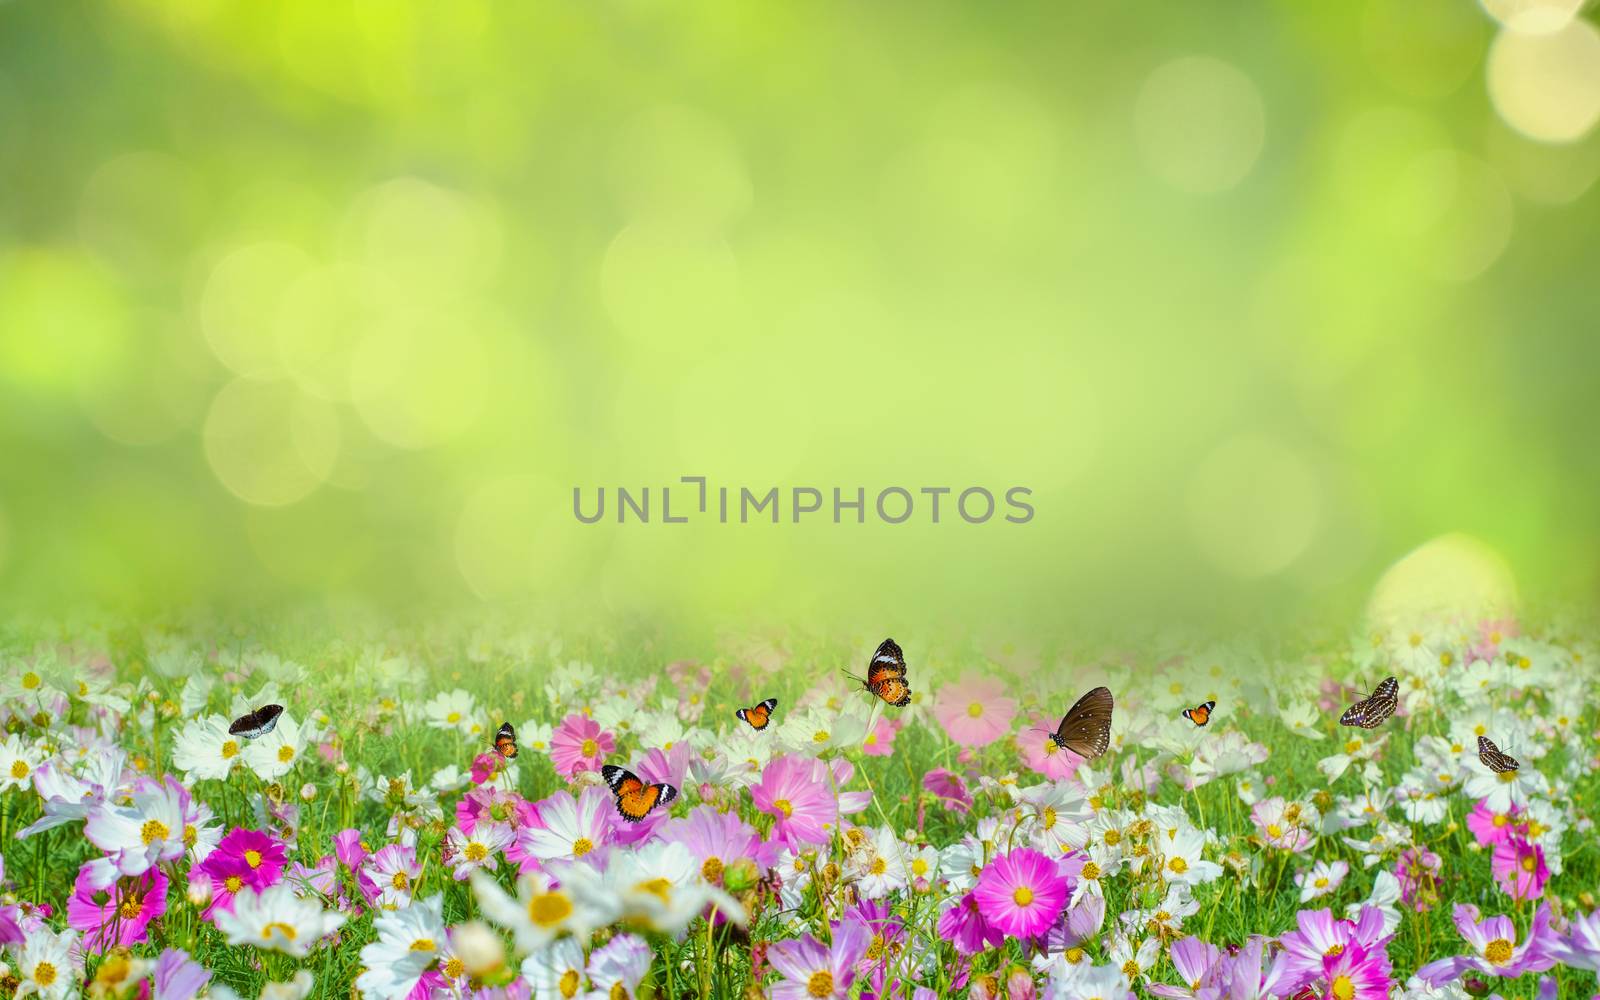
[1345,869,1403,936]
[446,823,515,880]
[471,869,592,953]
[356,895,447,1000]
[242,712,307,782]
[550,840,745,939]
[171,715,245,782]
[422,688,482,738]
[214,884,346,958]
[515,719,555,755]
[1020,780,1093,853]
[1278,700,1325,740]
[520,937,588,1000]
[1156,827,1222,887]
[852,825,910,900]
[83,776,190,876]
[13,926,80,1000]
[180,674,215,718]
[1295,859,1350,901]
[0,733,43,792]
[580,933,653,1000]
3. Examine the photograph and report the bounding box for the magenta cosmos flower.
[933,674,1018,747]
[923,768,973,814]
[767,920,870,1000]
[548,713,615,779]
[1417,903,1557,985]
[1467,800,1522,847]
[1272,906,1392,992]
[1394,846,1442,911]
[67,861,169,948]
[660,805,776,885]
[939,891,1006,956]
[1491,836,1549,900]
[197,827,287,915]
[973,847,1069,938]
[751,755,861,849]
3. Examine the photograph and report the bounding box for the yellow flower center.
[277,745,295,763]
[635,877,672,901]
[443,958,465,979]
[410,938,436,952]
[773,798,793,817]
[702,856,724,882]
[1041,807,1057,830]
[1266,823,1284,839]
[807,970,835,998]
[225,875,244,894]
[21,672,40,690]
[1440,652,1453,667]
[33,962,56,987]
[392,871,410,889]
[1314,877,1329,888]
[446,712,461,724]
[1065,947,1085,964]
[245,850,263,869]
[911,858,928,877]
[262,921,298,941]
[1104,829,1121,846]
[1013,886,1034,906]
[571,837,594,857]
[10,760,27,780]
[967,702,984,718]
[1082,861,1102,880]
[119,896,142,919]
[870,857,886,875]
[1493,813,1509,827]
[1326,943,1344,957]
[140,819,170,845]
[1167,856,1189,874]
[813,730,830,744]
[1043,739,1058,755]
[1122,960,1141,979]
[465,842,489,862]
[1484,939,1514,965]
[1499,770,1517,784]
[559,969,580,999]
[529,891,573,927]
[1331,975,1355,1000]
[221,741,239,759]
[580,738,599,757]
[1521,855,1537,873]
[1344,739,1361,754]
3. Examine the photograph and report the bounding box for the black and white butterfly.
[228,704,284,740]
[1338,677,1398,729]
[1477,735,1520,773]
[1043,686,1114,760]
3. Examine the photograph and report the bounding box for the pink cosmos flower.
[923,768,973,814]
[751,755,868,849]
[1019,714,1081,781]
[332,828,367,870]
[1394,847,1442,912]
[1311,944,1394,1000]
[973,848,1070,938]
[660,805,777,885]
[1490,836,1548,900]
[939,891,1006,956]
[155,948,211,1000]
[1149,937,1223,999]
[1272,906,1393,993]
[548,713,615,779]
[67,861,168,948]
[470,753,501,786]
[360,843,422,908]
[933,674,1018,747]
[1417,903,1558,985]
[861,717,901,757]
[455,786,525,837]
[1251,797,1315,853]
[1467,800,1521,847]
[767,920,869,1000]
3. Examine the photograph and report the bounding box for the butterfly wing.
[494,722,518,759]
[1053,686,1114,759]
[601,764,678,822]
[866,638,907,685]
[1477,736,1520,773]
[1183,701,1214,727]
[1340,676,1399,729]
[228,704,284,740]
[868,675,912,707]
[736,697,778,730]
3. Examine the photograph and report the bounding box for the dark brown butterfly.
[846,638,912,707]
[736,698,778,731]
[600,764,678,822]
[228,704,284,740]
[493,722,518,759]
[1477,735,1520,773]
[1338,677,1398,729]
[1046,686,1114,759]
[1182,700,1216,727]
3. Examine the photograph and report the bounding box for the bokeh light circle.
[203,377,342,506]
[1134,56,1266,194]
[200,243,313,377]
[608,105,752,230]
[350,313,489,449]
[1186,434,1322,578]
[1481,0,1586,35]
[1488,19,1600,144]
[1367,533,1518,629]
[1397,150,1514,282]
[600,223,741,346]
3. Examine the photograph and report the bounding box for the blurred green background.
[1,0,1597,632]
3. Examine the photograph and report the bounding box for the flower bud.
[452,920,505,977]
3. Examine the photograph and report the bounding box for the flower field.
[2,617,1599,1000]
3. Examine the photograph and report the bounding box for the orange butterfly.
[736,697,778,731]
[493,722,518,758]
[1182,700,1215,727]
[844,637,912,707]
[600,764,678,823]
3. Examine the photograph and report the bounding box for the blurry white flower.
[357,896,447,1000]
[214,885,346,958]
[170,715,243,782]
